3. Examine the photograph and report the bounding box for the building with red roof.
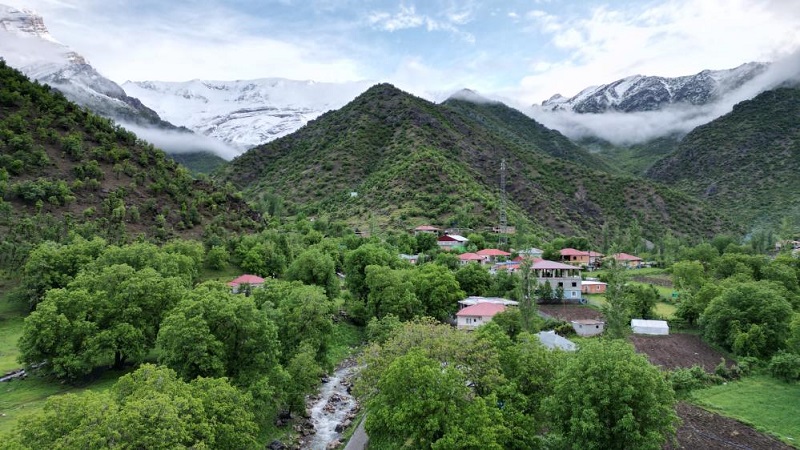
[228,274,265,293]
[458,252,484,264]
[559,248,604,269]
[456,302,507,330]
[476,248,511,264]
[610,252,643,268]
[413,225,440,235]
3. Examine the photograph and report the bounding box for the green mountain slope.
[0,62,260,265]
[167,151,227,174]
[220,83,733,241]
[579,136,681,176]
[646,87,800,227]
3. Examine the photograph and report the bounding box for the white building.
[455,302,507,330]
[631,319,669,335]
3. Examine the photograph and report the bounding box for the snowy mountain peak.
[540,62,769,113]
[122,78,375,150]
[0,5,58,43]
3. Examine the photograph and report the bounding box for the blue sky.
[7,0,800,104]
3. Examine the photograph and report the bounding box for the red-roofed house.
[476,248,511,264]
[228,274,265,293]
[559,248,603,269]
[414,225,440,236]
[611,253,643,268]
[456,303,507,330]
[437,234,468,251]
[459,252,484,265]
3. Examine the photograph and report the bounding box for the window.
[571,282,577,287]
[571,291,577,298]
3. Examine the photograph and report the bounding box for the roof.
[631,319,669,328]
[559,248,588,256]
[536,331,577,351]
[613,252,642,261]
[456,302,507,317]
[531,260,580,270]
[459,252,484,261]
[492,261,520,272]
[228,274,265,286]
[438,234,468,242]
[518,247,544,254]
[571,319,604,325]
[581,280,607,286]
[459,296,519,307]
[476,248,511,257]
[414,225,439,231]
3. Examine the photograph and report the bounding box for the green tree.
[205,245,230,270]
[343,243,395,300]
[156,282,281,387]
[18,265,187,379]
[365,265,421,320]
[456,263,492,296]
[415,232,438,253]
[671,260,706,294]
[414,263,465,321]
[544,340,678,449]
[366,350,506,450]
[5,364,259,449]
[600,259,631,339]
[286,247,339,299]
[700,281,793,358]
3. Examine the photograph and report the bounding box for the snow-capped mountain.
[122,78,374,150]
[0,5,173,128]
[541,62,769,113]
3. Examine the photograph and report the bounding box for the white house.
[531,260,583,302]
[456,302,506,330]
[631,319,669,335]
[571,319,605,336]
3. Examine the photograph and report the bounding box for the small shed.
[631,319,669,335]
[571,319,604,336]
[536,330,577,351]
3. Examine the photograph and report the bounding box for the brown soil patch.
[667,402,793,450]
[630,334,733,372]
[537,305,604,322]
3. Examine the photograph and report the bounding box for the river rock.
[326,440,340,449]
[267,440,286,450]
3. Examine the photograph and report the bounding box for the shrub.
[769,351,800,382]
[667,365,723,393]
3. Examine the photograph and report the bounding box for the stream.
[300,361,361,450]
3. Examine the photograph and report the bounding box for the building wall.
[456,315,489,330]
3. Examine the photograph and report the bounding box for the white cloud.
[513,0,800,105]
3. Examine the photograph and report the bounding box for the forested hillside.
[221,83,734,242]
[647,87,800,228]
[0,62,261,267]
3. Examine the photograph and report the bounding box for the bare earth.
[537,304,604,321]
[667,402,793,450]
[630,333,734,372]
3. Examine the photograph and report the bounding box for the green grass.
[326,321,365,369]
[0,276,27,374]
[654,302,677,319]
[691,375,800,446]
[0,370,125,437]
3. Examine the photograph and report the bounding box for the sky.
[5,0,800,105]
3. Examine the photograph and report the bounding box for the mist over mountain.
[530,55,800,145]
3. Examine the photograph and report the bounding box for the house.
[631,319,669,335]
[399,254,421,264]
[611,252,643,268]
[518,247,544,259]
[458,252,484,265]
[571,319,605,336]
[458,296,519,309]
[476,248,511,264]
[437,234,469,251]
[559,248,604,268]
[228,274,265,293]
[456,302,507,330]
[531,259,583,302]
[490,261,521,274]
[536,330,577,351]
[581,280,607,294]
[413,225,440,236]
